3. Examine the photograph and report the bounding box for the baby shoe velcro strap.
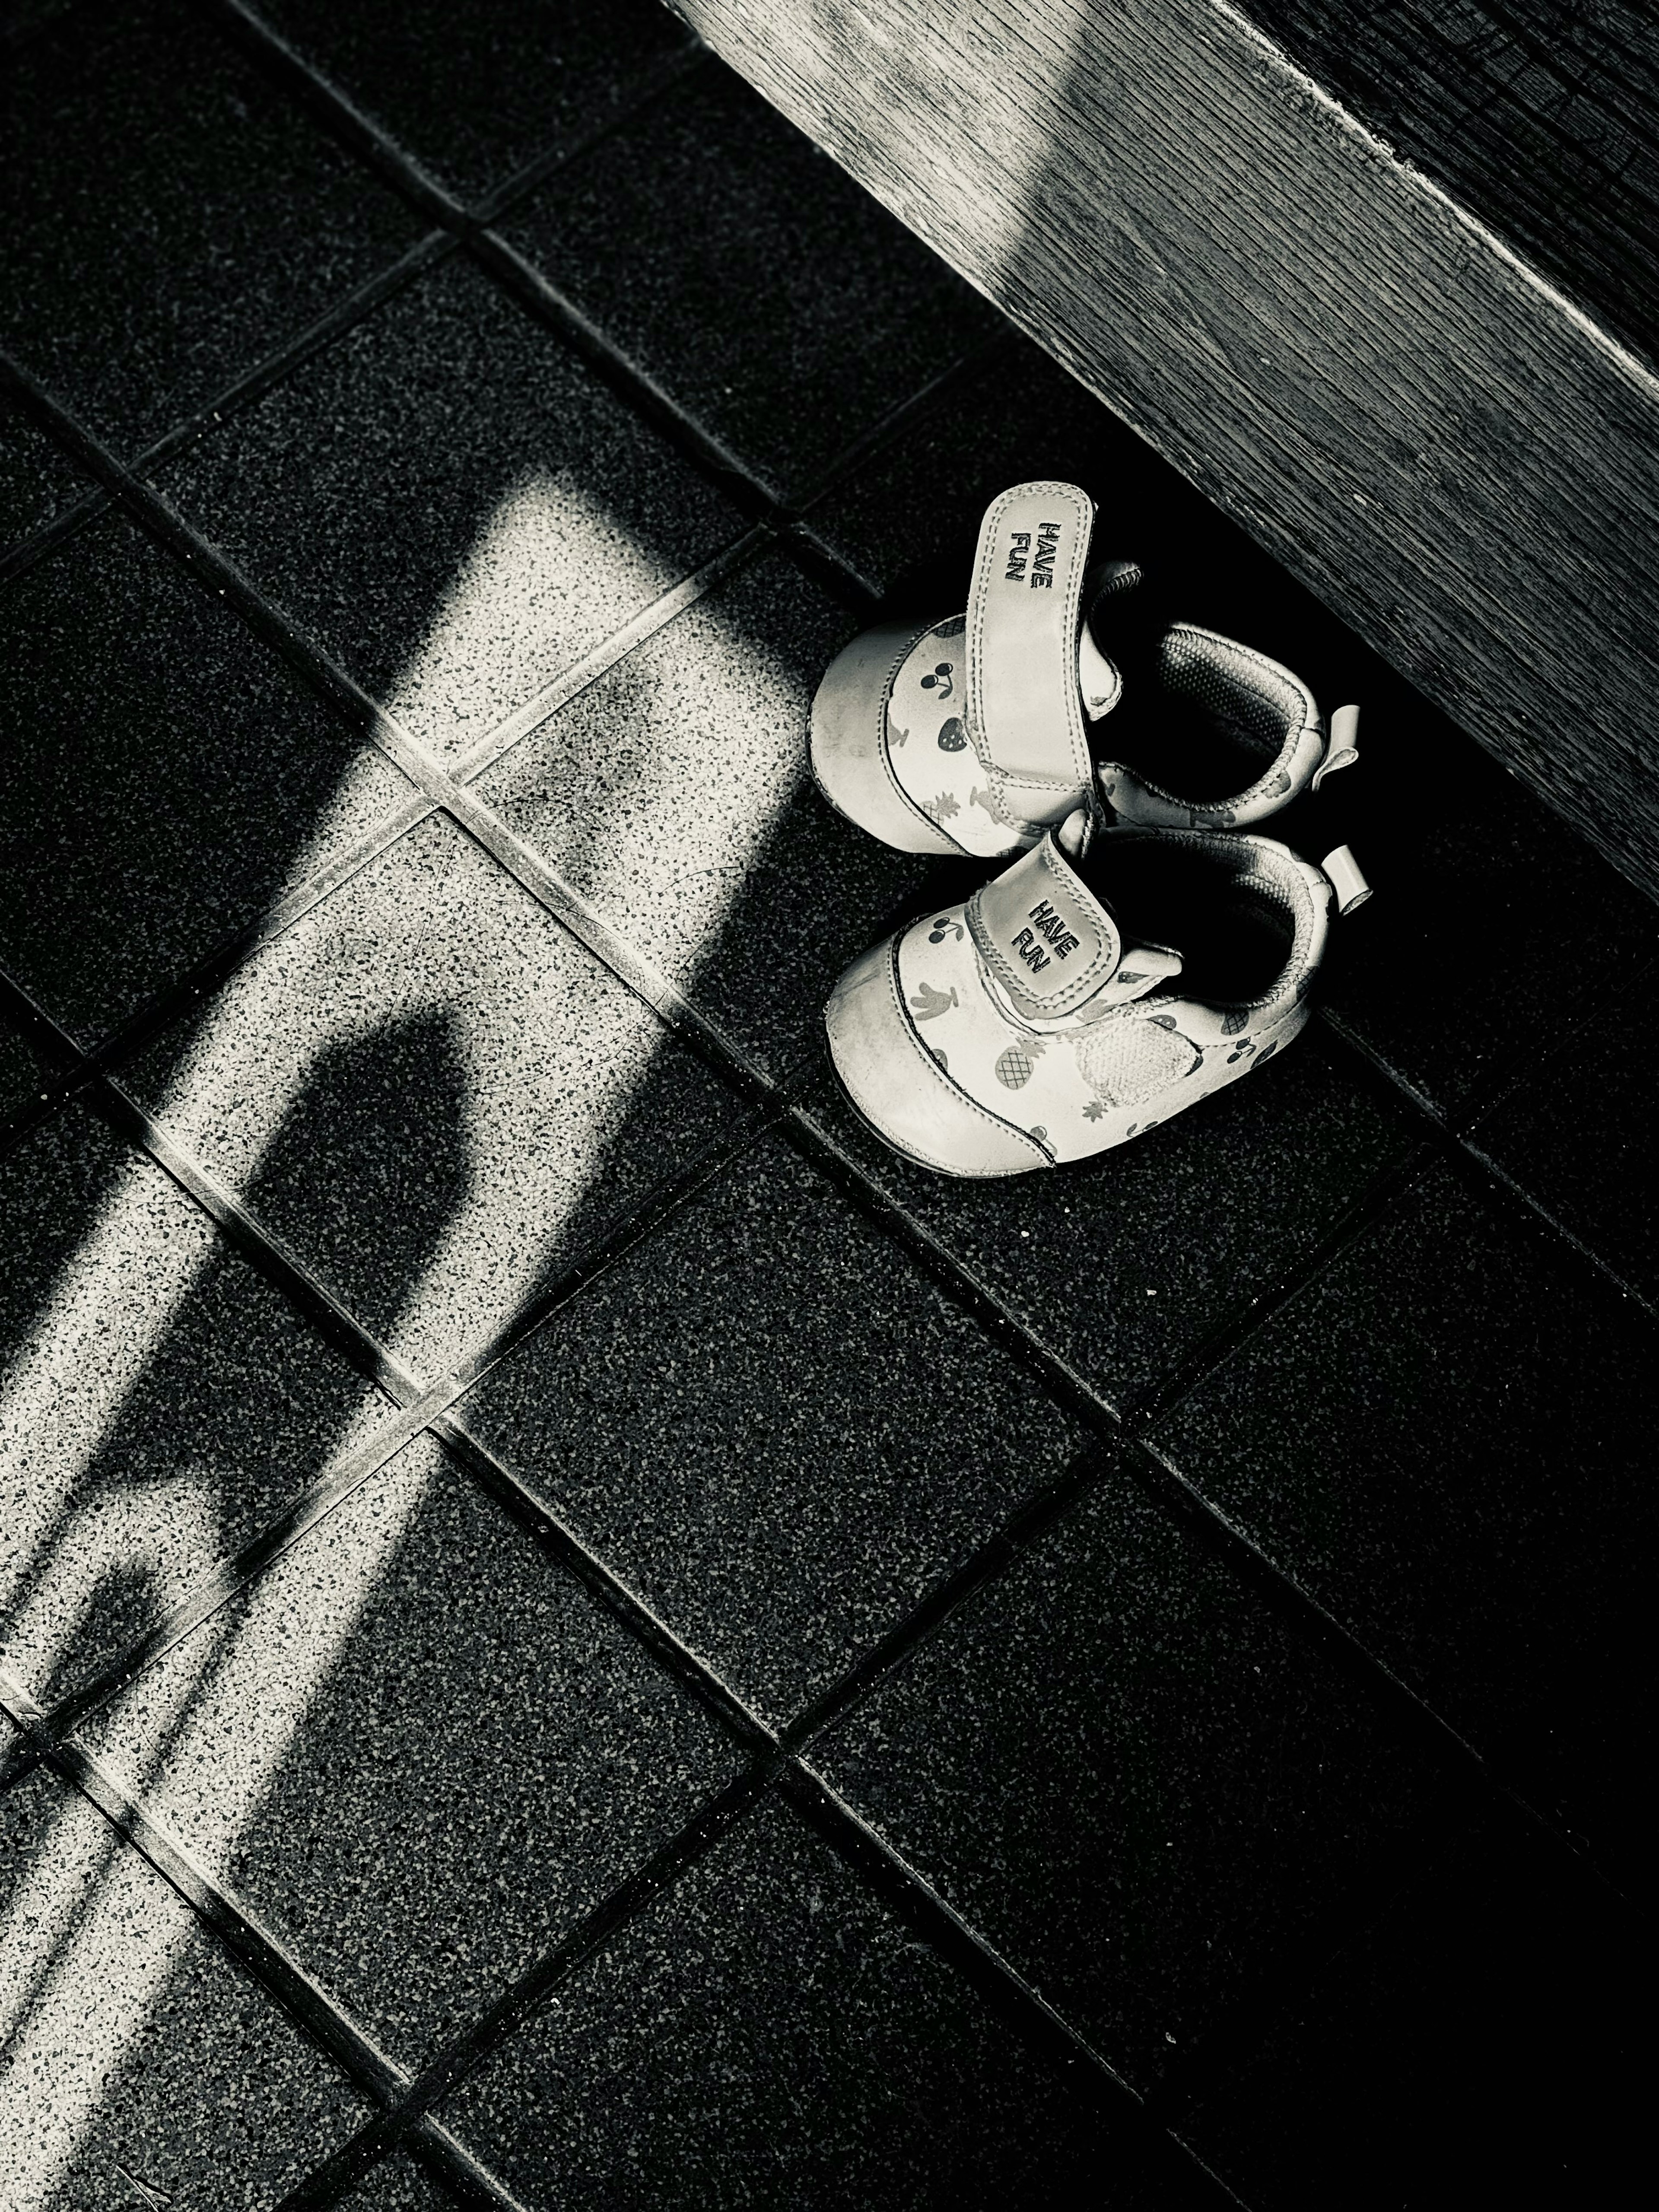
[968,836,1122,1020]
[967,481,1096,806]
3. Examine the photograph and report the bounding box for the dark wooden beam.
[671,0,1659,902]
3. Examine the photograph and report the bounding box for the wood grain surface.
[671,0,1659,902]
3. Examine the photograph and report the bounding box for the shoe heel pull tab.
[1322,843,1372,915]
[1311,702,1361,791]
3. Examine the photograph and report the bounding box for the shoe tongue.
[967,834,1181,1021]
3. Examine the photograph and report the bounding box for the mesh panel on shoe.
[1074,1012,1201,1111]
[1158,628,1298,763]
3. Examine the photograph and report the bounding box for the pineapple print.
[994,1032,1047,1090]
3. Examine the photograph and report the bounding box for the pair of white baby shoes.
[810,482,1369,1178]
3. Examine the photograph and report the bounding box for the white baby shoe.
[824,816,1338,1178]
[810,480,1359,862]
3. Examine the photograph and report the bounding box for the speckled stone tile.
[476,553,936,1079]
[125,809,742,1380]
[0,1103,390,1707]
[0,1764,366,2209]
[256,0,695,203]
[0,0,418,454]
[338,2152,453,2210]
[459,1136,1090,1725]
[153,256,747,761]
[502,61,1002,501]
[801,1027,1417,1414]
[1471,1004,1659,1305]
[0,394,95,554]
[807,335,1659,1120]
[441,1795,1205,2211]
[1153,1159,1659,1882]
[80,1434,741,2068]
[0,513,415,1045]
[0,1024,47,1125]
[812,1468,1456,2093]
[1179,1819,1650,2209]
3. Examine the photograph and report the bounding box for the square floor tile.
[154,255,747,761]
[125,809,743,1381]
[0,512,414,1045]
[0,1103,388,1708]
[80,1434,741,2068]
[1179,1818,1651,2209]
[502,60,1002,500]
[0,0,419,453]
[812,1467,1456,2091]
[807,337,1659,1121]
[0,395,95,555]
[802,1026,1417,1415]
[475,552,937,1079]
[441,1794,1202,2210]
[256,0,695,203]
[0,1765,367,2209]
[460,1136,1090,1725]
[1153,1159,1659,1880]
[1471,1007,1659,1306]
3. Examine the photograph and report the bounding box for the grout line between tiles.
[270,1765,779,2211]
[24,1079,781,1748]
[0,380,1632,1862]
[0,486,109,592]
[132,231,458,477]
[3,335,1647,1847]
[450,524,777,785]
[431,1416,779,1756]
[6,26,1654,2173]
[466,40,710,227]
[0,1664,410,2107]
[0,1663,535,2209]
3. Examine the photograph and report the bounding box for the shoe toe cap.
[825,938,1050,1178]
[810,621,962,855]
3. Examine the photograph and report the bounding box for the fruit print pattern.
[909,980,957,1021]
[893,898,1311,1166]
[995,1033,1047,1090]
[881,619,1017,856]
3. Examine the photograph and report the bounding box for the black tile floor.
[0,4,1654,2208]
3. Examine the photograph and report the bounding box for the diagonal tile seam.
[0,485,111,594]
[0,519,778,1172]
[196,0,1017,555]
[0,19,710,600]
[0,352,1634,1866]
[273,1753,1246,2212]
[273,1763,1244,2212]
[0,25,1645,2153]
[0,1057,786,1760]
[0,1664,537,2212]
[189,0,702,233]
[0,227,451,597]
